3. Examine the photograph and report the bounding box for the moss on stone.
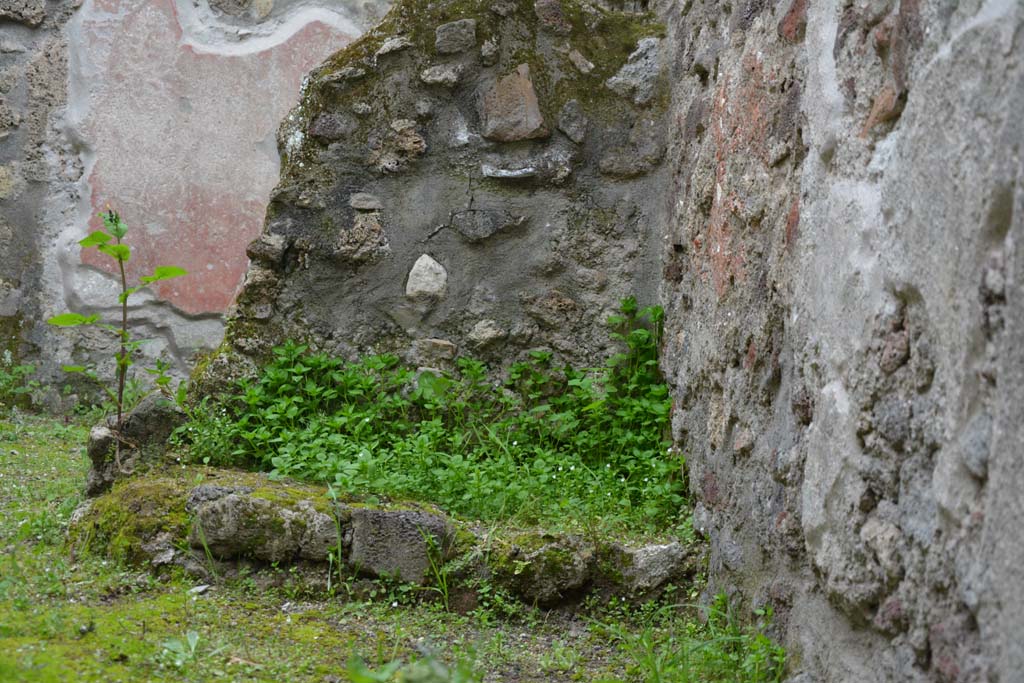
[594,542,631,586]
[68,475,189,564]
[249,483,334,515]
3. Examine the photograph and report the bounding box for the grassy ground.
[0,411,784,683]
[0,413,636,682]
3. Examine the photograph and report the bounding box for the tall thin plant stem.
[114,232,128,469]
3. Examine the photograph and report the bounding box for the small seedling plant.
[48,208,187,466]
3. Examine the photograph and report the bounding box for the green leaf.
[345,656,399,683]
[118,286,143,305]
[78,230,112,248]
[61,365,87,373]
[417,372,452,401]
[140,265,188,284]
[101,210,128,239]
[47,313,99,327]
[98,243,131,261]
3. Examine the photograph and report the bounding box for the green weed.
[597,594,787,683]
[178,299,683,535]
[47,208,188,464]
[0,352,40,409]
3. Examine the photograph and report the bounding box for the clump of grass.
[177,298,684,535]
[596,594,787,683]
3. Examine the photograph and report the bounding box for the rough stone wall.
[0,0,80,366]
[202,0,672,386]
[658,0,1024,680]
[0,0,388,398]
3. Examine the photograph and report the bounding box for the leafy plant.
[159,629,224,669]
[0,351,39,409]
[177,299,683,534]
[598,595,786,683]
[160,630,201,668]
[420,529,451,612]
[48,208,187,466]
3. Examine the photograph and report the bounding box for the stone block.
[481,64,548,142]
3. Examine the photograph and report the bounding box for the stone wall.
[658,0,1024,680]
[200,0,672,387]
[6,0,1024,679]
[196,0,1024,678]
[0,0,388,399]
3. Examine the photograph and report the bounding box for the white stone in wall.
[405,254,447,300]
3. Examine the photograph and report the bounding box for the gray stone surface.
[204,0,669,383]
[606,37,662,106]
[619,542,689,593]
[85,393,186,496]
[657,0,1024,680]
[495,535,595,606]
[348,507,452,583]
[434,19,477,54]
[189,492,338,564]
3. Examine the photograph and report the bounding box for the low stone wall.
[70,466,697,607]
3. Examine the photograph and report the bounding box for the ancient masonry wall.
[203,0,673,389]
[4,0,1024,679]
[0,0,388,398]
[659,0,1024,680]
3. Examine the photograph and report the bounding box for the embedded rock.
[0,0,45,26]
[406,254,448,300]
[85,425,118,497]
[350,192,384,211]
[449,209,525,242]
[410,338,458,366]
[557,100,588,144]
[434,19,477,54]
[566,49,594,75]
[335,212,390,263]
[468,319,507,347]
[618,542,690,594]
[480,38,499,66]
[419,63,464,87]
[368,119,427,173]
[599,116,666,178]
[376,36,413,58]
[69,474,190,566]
[120,393,187,454]
[605,37,661,106]
[309,113,359,140]
[189,491,338,564]
[348,507,453,583]
[481,64,549,142]
[85,394,186,496]
[493,534,594,606]
[534,0,572,35]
